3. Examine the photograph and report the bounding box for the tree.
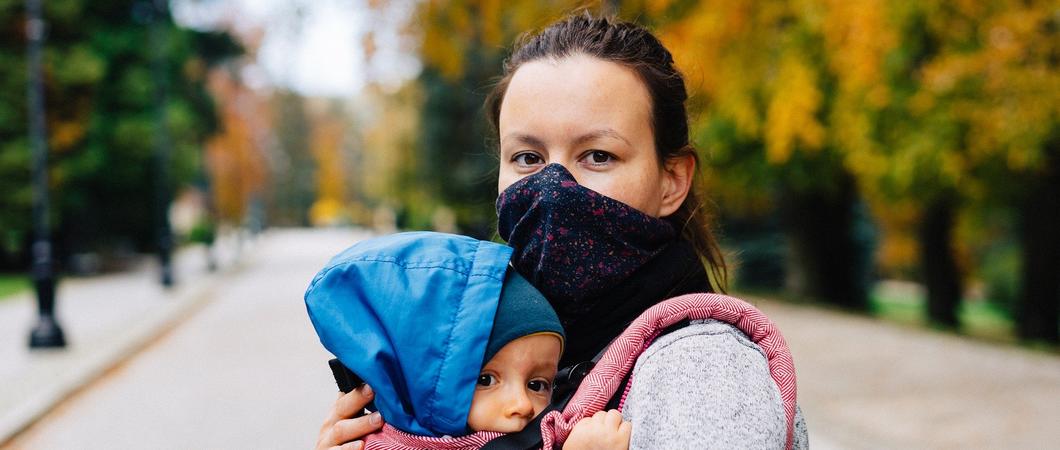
[368,0,587,236]
[358,82,424,228]
[656,0,876,309]
[268,89,315,226]
[370,1,1059,340]
[927,0,1060,342]
[849,0,1059,337]
[0,0,239,267]
[308,101,355,226]
[204,67,267,226]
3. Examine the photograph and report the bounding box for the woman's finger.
[317,385,379,449]
[323,385,375,429]
[329,412,384,445]
[338,385,374,417]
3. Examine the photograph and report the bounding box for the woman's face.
[497,53,690,218]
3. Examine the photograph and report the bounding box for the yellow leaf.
[765,57,824,164]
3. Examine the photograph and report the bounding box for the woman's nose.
[542,162,582,184]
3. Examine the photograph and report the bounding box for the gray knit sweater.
[620,319,809,450]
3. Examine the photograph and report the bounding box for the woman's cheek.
[497,162,540,194]
[497,170,518,195]
[582,176,659,217]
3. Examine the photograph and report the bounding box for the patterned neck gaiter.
[496,164,677,321]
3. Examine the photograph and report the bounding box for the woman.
[317,13,808,450]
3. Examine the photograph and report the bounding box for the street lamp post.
[26,0,66,348]
[149,0,174,287]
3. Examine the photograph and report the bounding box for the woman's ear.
[659,153,695,217]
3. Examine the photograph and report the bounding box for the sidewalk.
[757,298,1060,449]
[0,233,251,445]
[2,228,370,450]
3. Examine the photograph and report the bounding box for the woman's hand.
[563,410,632,450]
[315,384,385,450]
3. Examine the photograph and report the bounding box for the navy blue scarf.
[496,164,682,324]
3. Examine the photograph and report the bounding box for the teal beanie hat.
[483,269,565,364]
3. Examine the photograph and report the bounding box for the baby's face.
[466,333,562,433]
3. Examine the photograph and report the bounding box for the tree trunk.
[1017,149,1060,343]
[780,173,870,310]
[919,195,962,329]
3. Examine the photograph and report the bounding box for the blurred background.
[0,0,1058,449]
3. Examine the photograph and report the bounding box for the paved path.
[0,232,248,445]
[757,299,1060,449]
[4,229,1059,449]
[3,228,369,450]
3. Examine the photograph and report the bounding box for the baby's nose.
[506,389,535,419]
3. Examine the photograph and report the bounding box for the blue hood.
[304,232,513,437]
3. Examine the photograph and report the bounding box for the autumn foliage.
[365,0,1058,341]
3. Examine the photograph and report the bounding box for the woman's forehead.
[499,54,652,139]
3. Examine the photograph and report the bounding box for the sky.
[172,0,420,97]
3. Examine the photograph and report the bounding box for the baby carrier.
[362,293,798,450]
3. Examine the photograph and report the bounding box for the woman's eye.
[527,380,551,393]
[477,374,497,387]
[583,150,614,164]
[512,153,544,166]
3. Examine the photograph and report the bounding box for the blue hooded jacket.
[304,232,513,437]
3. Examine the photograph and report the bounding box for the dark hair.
[485,12,728,292]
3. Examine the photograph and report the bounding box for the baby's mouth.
[493,418,530,434]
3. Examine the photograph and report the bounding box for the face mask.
[496,164,677,319]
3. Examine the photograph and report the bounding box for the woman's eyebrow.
[573,128,632,147]
[502,129,631,149]
[502,133,547,149]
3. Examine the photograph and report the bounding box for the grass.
[740,281,1022,345]
[870,281,1017,343]
[0,274,29,301]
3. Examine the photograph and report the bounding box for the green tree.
[842,0,1058,337]
[374,0,586,237]
[658,0,1058,338]
[658,0,876,309]
[0,0,239,266]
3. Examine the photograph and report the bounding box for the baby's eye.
[512,152,544,167]
[477,374,498,387]
[527,379,551,393]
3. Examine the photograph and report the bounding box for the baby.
[305,232,628,449]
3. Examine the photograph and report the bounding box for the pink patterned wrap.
[364,425,502,449]
[539,293,798,450]
[363,293,797,449]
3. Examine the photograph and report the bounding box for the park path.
[757,299,1060,449]
[3,228,369,450]
[0,230,250,444]
[4,229,1059,449]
